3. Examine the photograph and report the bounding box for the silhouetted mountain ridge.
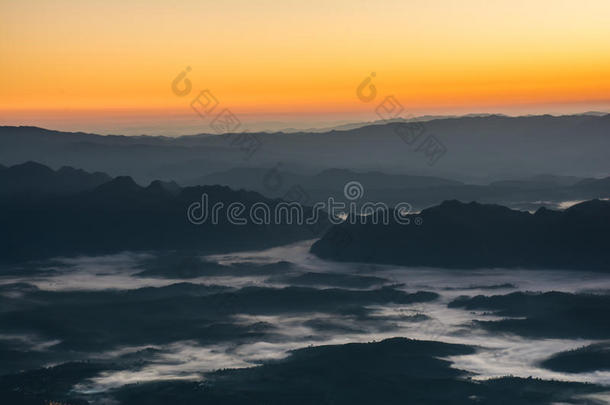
[311,199,610,270]
[0,165,329,263]
[2,114,610,183]
[0,161,111,198]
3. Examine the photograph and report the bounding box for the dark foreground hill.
[311,199,610,270]
[0,164,328,263]
[1,338,604,405]
[449,291,610,339]
[112,338,602,405]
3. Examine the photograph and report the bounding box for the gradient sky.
[1,0,609,134]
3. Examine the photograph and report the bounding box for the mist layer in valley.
[1,241,610,404]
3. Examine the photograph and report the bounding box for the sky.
[1,0,609,134]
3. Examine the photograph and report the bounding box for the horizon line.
[1,111,609,138]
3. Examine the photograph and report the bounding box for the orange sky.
[1,0,609,133]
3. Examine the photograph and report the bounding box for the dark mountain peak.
[438,199,469,208]
[146,180,181,196]
[94,176,142,194]
[565,199,610,215]
[0,162,112,197]
[147,180,165,191]
[533,206,559,217]
[8,161,55,176]
[424,199,519,218]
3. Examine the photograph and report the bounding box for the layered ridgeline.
[189,167,610,211]
[3,162,610,212]
[311,199,610,270]
[1,114,610,183]
[0,161,111,197]
[0,163,328,263]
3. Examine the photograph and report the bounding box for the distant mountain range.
[191,167,463,190]
[187,166,610,211]
[4,161,609,213]
[0,163,328,264]
[1,114,609,183]
[1,162,609,269]
[311,199,610,270]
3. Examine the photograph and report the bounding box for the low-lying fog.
[1,240,609,395]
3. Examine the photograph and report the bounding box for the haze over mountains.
[1,120,610,404]
[1,114,609,184]
[193,166,610,211]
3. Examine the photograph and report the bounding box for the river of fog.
[1,240,610,394]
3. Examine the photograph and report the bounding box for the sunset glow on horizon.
[1,0,609,133]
